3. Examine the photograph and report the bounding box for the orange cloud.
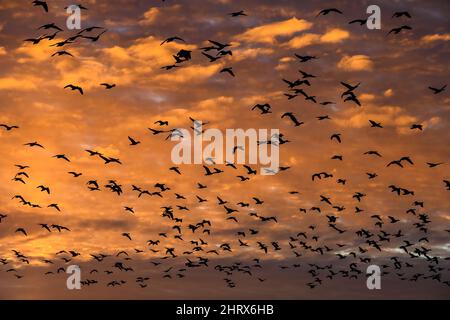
[337,54,374,71]
[275,56,296,70]
[334,105,418,133]
[236,17,312,44]
[384,89,394,97]
[320,28,350,43]
[232,47,274,61]
[53,58,114,89]
[359,93,376,102]
[0,76,38,90]
[286,28,349,48]
[15,42,59,63]
[102,45,131,62]
[286,33,320,48]
[421,33,450,42]
[139,7,160,26]
[154,63,223,84]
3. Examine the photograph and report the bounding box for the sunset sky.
[0,0,449,299]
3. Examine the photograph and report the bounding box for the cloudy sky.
[0,0,449,299]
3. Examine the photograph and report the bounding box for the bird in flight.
[428,85,446,94]
[387,25,412,35]
[295,54,318,62]
[349,18,367,25]
[23,36,45,45]
[252,103,272,114]
[392,11,412,18]
[0,124,19,131]
[51,51,73,57]
[53,154,70,162]
[15,228,28,236]
[37,185,50,194]
[154,120,169,126]
[128,136,141,146]
[202,52,221,62]
[170,167,181,175]
[369,120,383,128]
[24,141,44,148]
[68,172,82,178]
[32,0,48,12]
[82,30,107,42]
[229,10,247,17]
[282,112,304,127]
[426,162,443,168]
[38,23,62,31]
[160,36,186,45]
[317,8,343,17]
[64,84,83,95]
[122,233,132,240]
[330,133,342,143]
[48,204,61,212]
[124,207,135,214]
[77,26,103,34]
[220,67,235,77]
[100,83,116,89]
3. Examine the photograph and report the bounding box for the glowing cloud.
[320,28,350,43]
[421,33,450,42]
[139,7,160,26]
[337,54,374,71]
[236,17,312,44]
[286,28,349,48]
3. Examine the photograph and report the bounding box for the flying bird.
[160,36,186,45]
[369,120,383,128]
[428,85,446,94]
[330,133,342,143]
[295,54,318,62]
[100,83,116,89]
[349,18,367,25]
[51,51,73,57]
[392,11,412,18]
[32,1,48,12]
[15,228,28,236]
[64,84,83,95]
[128,136,141,146]
[317,8,343,16]
[155,120,169,126]
[24,142,44,148]
[0,124,19,131]
[38,23,62,31]
[282,112,304,127]
[387,25,412,35]
[220,67,235,77]
[82,30,107,42]
[122,233,132,241]
[53,154,70,162]
[426,162,443,168]
[252,103,272,114]
[229,10,247,17]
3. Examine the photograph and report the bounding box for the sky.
[0,0,449,299]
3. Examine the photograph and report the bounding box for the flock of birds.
[0,2,449,295]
